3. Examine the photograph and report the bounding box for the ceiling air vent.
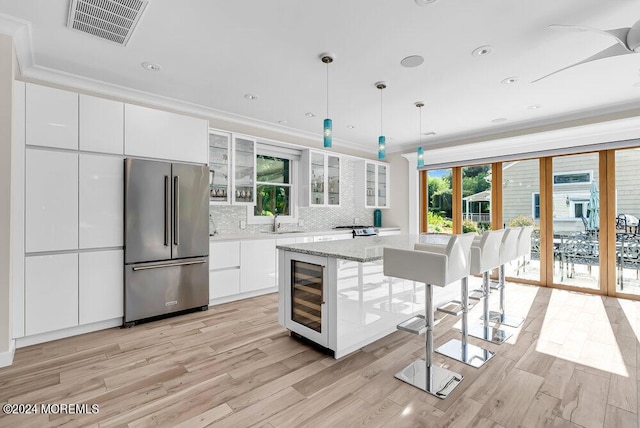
[67,0,149,46]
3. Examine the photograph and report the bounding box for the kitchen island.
[276,234,460,358]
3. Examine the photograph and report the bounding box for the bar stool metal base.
[394,360,463,399]
[436,339,495,368]
[488,311,524,328]
[468,324,511,344]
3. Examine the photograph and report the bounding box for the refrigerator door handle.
[132,259,206,271]
[164,175,170,246]
[173,175,180,246]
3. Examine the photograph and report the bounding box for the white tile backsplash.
[210,157,375,235]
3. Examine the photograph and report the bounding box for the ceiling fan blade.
[532,44,631,83]
[626,19,640,51]
[549,24,630,50]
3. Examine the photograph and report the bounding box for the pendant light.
[320,53,334,148]
[376,81,387,159]
[416,101,424,168]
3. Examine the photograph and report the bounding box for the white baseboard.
[209,287,277,306]
[0,340,16,367]
[15,318,122,348]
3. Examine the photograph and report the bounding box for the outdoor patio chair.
[618,234,640,290]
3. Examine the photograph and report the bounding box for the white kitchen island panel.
[25,253,79,336]
[278,234,459,358]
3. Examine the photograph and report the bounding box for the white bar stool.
[435,229,504,366]
[466,229,512,345]
[516,226,535,276]
[383,233,475,399]
[488,227,525,327]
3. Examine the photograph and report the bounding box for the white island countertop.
[276,233,451,262]
[211,227,401,242]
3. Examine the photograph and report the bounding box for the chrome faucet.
[273,213,280,233]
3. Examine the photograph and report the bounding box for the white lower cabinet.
[210,269,240,299]
[209,241,241,300]
[25,253,79,336]
[240,239,276,293]
[79,250,124,325]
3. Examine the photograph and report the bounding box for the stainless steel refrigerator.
[124,158,209,327]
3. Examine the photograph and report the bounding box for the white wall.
[0,34,14,365]
[384,153,409,231]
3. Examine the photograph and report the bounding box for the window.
[532,193,540,220]
[254,155,291,216]
[247,147,299,224]
[553,171,592,185]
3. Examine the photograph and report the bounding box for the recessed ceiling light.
[501,76,519,84]
[415,0,437,5]
[423,131,436,136]
[491,118,508,123]
[141,62,161,71]
[305,112,316,118]
[244,94,259,100]
[400,55,425,68]
[277,120,287,124]
[528,104,542,110]
[472,45,493,57]
[346,125,355,129]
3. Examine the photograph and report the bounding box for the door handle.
[173,176,179,246]
[164,175,170,246]
[132,260,206,271]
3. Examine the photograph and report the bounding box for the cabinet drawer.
[210,241,240,269]
[210,268,240,299]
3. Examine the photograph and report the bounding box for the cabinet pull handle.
[133,260,206,271]
[173,176,179,246]
[164,176,170,246]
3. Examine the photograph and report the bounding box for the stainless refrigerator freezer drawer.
[124,257,209,324]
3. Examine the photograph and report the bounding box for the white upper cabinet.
[26,149,78,253]
[357,160,391,209]
[25,253,79,336]
[79,154,123,249]
[79,250,124,325]
[124,104,208,164]
[300,150,341,207]
[208,131,232,205]
[26,83,78,150]
[232,135,256,205]
[79,95,124,154]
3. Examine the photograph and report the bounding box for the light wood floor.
[1,283,639,427]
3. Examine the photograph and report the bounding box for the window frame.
[247,150,299,225]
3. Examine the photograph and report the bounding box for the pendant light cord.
[326,62,330,118]
[380,88,383,135]
[419,105,422,145]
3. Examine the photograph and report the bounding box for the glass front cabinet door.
[357,160,391,209]
[301,150,340,207]
[232,135,256,205]
[208,131,231,205]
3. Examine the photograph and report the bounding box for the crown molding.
[0,15,374,155]
[416,114,640,168]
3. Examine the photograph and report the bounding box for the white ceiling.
[2,0,640,155]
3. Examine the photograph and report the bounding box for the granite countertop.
[275,233,452,263]
[210,227,401,242]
